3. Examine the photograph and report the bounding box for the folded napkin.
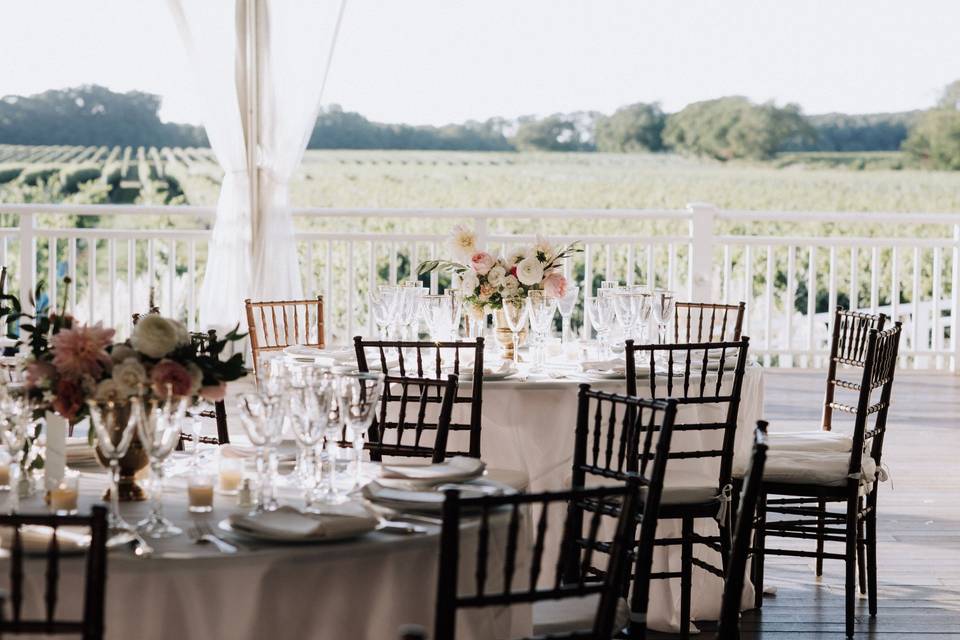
[447,361,515,380]
[219,444,296,463]
[0,525,90,554]
[66,437,98,465]
[381,456,485,484]
[228,505,377,541]
[579,358,625,374]
[363,480,503,513]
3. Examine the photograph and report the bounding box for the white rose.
[448,225,478,262]
[459,269,480,293]
[502,274,520,295]
[112,357,147,396]
[505,248,528,265]
[110,344,137,364]
[516,256,545,286]
[486,265,506,287]
[131,315,189,359]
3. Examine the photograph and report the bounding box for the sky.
[2,0,959,126]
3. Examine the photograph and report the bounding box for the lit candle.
[51,471,79,514]
[219,468,243,493]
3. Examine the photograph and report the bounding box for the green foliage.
[663,97,813,160]
[309,104,512,151]
[58,164,101,194]
[19,164,61,186]
[595,103,665,152]
[0,86,207,147]
[902,109,960,170]
[512,115,591,152]
[0,164,23,183]
[784,112,918,152]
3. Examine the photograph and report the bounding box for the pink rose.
[200,382,227,402]
[470,252,496,276]
[542,272,568,299]
[150,359,195,397]
[478,283,495,301]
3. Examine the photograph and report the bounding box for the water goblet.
[557,285,580,346]
[526,291,558,372]
[87,398,139,543]
[237,392,285,513]
[369,289,395,339]
[651,289,676,344]
[133,395,187,538]
[501,296,529,367]
[587,295,617,359]
[1,416,28,513]
[336,371,384,489]
[287,383,329,512]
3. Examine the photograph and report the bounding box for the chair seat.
[533,594,629,637]
[660,470,720,505]
[750,449,878,488]
[765,429,852,453]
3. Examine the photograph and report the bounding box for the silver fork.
[189,521,239,554]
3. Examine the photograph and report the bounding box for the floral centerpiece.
[417,225,579,317]
[0,282,246,425]
[0,280,246,494]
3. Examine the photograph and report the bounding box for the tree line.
[3,84,960,167]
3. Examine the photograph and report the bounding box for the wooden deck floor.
[655,369,960,639]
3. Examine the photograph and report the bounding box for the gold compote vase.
[87,398,149,502]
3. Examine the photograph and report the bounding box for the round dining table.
[1,460,531,640]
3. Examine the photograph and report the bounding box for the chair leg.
[845,497,857,638]
[680,517,693,640]
[867,493,879,616]
[857,498,867,595]
[752,493,766,610]
[815,497,825,577]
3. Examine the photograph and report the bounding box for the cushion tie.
[715,483,733,529]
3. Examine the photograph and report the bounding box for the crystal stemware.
[1,414,28,513]
[87,398,138,543]
[133,395,187,538]
[614,292,646,342]
[336,371,384,489]
[237,392,285,513]
[419,293,463,341]
[501,296,529,367]
[651,289,676,344]
[557,285,580,346]
[587,294,618,359]
[369,289,395,339]
[287,383,329,512]
[527,291,558,373]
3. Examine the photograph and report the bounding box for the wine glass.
[1,413,28,513]
[557,285,580,346]
[287,383,330,512]
[587,295,617,359]
[133,395,187,538]
[87,398,138,543]
[526,291,558,373]
[651,289,676,344]
[369,289,395,339]
[501,296,529,367]
[237,392,285,513]
[614,292,646,342]
[336,371,384,489]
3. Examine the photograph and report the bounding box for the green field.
[3,145,960,214]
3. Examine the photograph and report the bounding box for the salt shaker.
[237,478,254,508]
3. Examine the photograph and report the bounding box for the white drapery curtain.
[168,0,347,329]
[167,0,252,329]
[253,0,347,302]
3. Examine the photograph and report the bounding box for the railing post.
[474,214,488,252]
[686,203,716,302]
[952,224,960,373]
[18,210,35,316]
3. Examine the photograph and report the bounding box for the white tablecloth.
[471,365,765,633]
[2,465,531,640]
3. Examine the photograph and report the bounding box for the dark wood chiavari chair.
[367,374,459,463]
[181,329,230,447]
[566,386,678,638]
[822,308,887,432]
[716,421,768,640]
[752,322,901,638]
[674,301,745,343]
[433,477,649,640]
[244,297,325,377]
[354,337,484,458]
[624,337,751,639]
[0,506,108,639]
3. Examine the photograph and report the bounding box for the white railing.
[1,202,957,371]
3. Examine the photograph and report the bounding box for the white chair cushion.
[757,449,878,488]
[533,595,629,637]
[660,469,720,505]
[765,430,852,453]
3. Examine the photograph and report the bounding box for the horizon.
[2,0,958,127]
